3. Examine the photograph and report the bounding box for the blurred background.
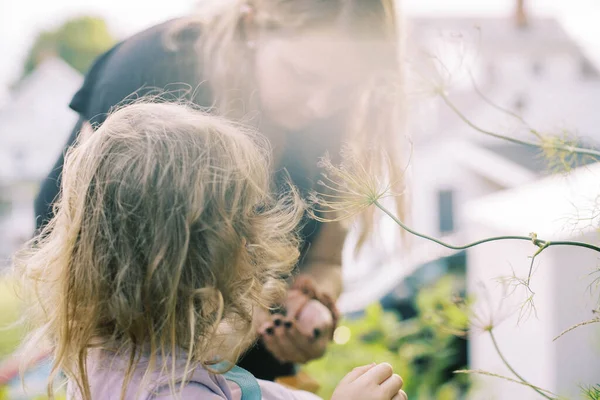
[1,0,600,399]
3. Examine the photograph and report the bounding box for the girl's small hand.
[260,290,333,364]
[332,363,408,400]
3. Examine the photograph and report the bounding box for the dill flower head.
[308,147,405,223]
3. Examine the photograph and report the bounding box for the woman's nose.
[306,89,333,119]
[307,86,351,120]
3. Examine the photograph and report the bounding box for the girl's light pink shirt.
[67,352,322,400]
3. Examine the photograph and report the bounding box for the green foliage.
[0,279,25,358]
[23,16,115,76]
[582,384,600,400]
[0,388,64,400]
[304,277,470,399]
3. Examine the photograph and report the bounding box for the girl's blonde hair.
[14,102,304,399]
[174,0,408,249]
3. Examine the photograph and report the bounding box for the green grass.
[0,277,25,358]
[0,277,68,399]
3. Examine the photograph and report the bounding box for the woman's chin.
[268,112,313,132]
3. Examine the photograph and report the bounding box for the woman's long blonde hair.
[14,102,304,399]
[174,0,408,249]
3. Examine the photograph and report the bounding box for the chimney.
[516,0,528,29]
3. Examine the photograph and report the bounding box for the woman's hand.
[332,363,408,400]
[259,289,334,364]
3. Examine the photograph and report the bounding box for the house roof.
[444,80,600,174]
[482,142,599,175]
[415,136,538,188]
[408,14,600,174]
[463,161,600,239]
[410,16,596,66]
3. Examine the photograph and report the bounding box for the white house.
[464,162,600,399]
[408,11,600,234]
[0,57,82,182]
[340,9,600,312]
[0,57,82,265]
[340,15,600,400]
[347,10,600,398]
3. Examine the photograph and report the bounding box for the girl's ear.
[240,3,258,49]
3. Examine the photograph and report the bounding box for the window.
[0,191,10,218]
[438,189,455,234]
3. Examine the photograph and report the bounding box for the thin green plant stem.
[553,317,600,342]
[439,92,600,159]
[526,241,548,286]
[488,330,555,399]
[373,200,600,253]
[454,369,557,397]
[467,70,529,127]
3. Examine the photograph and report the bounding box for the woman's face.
[253,29,375,131]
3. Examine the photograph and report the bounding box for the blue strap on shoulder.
[223,365,262,400]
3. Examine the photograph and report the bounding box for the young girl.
[16,103,407,400]
[35,0,407,380]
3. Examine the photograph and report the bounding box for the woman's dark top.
[34,19,341,381]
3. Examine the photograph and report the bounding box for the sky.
[0,0,599,100]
